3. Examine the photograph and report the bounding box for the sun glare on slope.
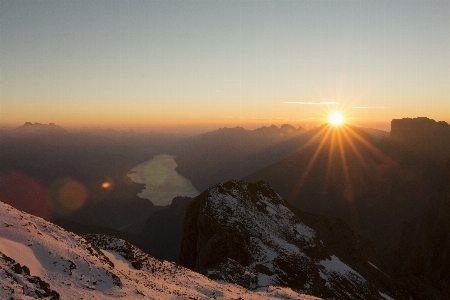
[328,112,345,125]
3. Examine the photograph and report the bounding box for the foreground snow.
[0,201,319,299]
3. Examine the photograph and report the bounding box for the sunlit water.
[127,154,199,206]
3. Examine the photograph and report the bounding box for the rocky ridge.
[180,180,404,299]
[0,200,319,299]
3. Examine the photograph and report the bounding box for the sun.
[328,112,344,126]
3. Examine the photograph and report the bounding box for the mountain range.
[1,117,449,299]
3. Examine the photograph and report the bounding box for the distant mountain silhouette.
[11,122,67,137]
[174,124,314,191]
[245,118,450,298]
[174,124,392,193]
[0,123,180,233]
[246,120,449,251]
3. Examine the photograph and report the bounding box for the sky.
[1,0,449,132]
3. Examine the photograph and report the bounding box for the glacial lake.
[127,154,199,206]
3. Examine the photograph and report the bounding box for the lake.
[127,154,199,206]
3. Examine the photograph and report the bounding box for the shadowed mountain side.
[288,207,429,298]
[180,180,412,299]
[386,157,450,299]
[174,124,389,193]
[52,218,147,252]
[140,196,193,263]
[0,124,179,233]
[353,127,389,142]
[244,125,437,253]
[174,124,313,192]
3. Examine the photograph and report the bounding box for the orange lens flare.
[101,182,111,188]
[58,180,87,211]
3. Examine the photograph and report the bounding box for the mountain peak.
[13,122,66,136]
[180,180,402,299]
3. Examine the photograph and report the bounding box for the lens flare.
[101,182,111,188]
[58,180,87,210]
[0,173,51,219]
[49,178,88,216]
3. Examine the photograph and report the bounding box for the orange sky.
[1,1,449,133]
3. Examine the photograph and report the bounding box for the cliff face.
[390,117,450,164]
[388,158,450,299]
[391,117,450,139]
[180,180,408,299]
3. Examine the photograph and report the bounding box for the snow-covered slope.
[0,201,319,299]
[180,180,402,299]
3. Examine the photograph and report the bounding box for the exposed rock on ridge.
[180,180,404,299]
[0,200,320,299]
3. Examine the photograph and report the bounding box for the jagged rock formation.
[12,122,67,136]
[180,180,405,299]
[0,200,318,299]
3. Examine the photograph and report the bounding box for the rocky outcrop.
[180,180,407,299]
[0,253,60,299]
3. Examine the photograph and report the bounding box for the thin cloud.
[353,106,388,109]
[283,102,339,105]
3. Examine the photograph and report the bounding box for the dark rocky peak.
[391,117,450,140]
[208,126,247,136]
[13,122,67,136]
[252,124,304,138]
[180,180,407,299]
[388,117,450,164]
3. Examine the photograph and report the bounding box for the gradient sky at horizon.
[1,0,449,132]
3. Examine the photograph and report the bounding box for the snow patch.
[0,236,44,279]
[101,250,135,273]
[368,261,380,270]
[295,223,314,239]
[320,255,365,281]
[379,291,395,300]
